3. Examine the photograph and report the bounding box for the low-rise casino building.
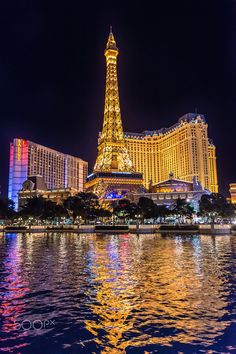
[130,172,210,211]
[18,175,78,209]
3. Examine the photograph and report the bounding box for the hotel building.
[130,172,210,212]
[229,184,236,204]
[18,176,79,209]
[125,113,218,193]
[8,138,88,209]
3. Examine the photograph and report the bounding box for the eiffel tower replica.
[86,28,143,200]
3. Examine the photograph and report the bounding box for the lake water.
[0,232,236,353]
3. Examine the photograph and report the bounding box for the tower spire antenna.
[106,26,118,51]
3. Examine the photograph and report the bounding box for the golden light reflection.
[85,238,138,353]
[85,234,231,352]
[0,233,234,352]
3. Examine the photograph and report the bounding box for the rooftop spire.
[106,26,118,51]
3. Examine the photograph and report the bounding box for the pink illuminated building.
[8,138,88,209]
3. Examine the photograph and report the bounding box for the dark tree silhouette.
[64,192,100,222]
[199,193,235,222]
[19,197,68,222]
[138,197,156,220]
[20,196,45,219]
[153,204,169,222]
[113,199,140,221]
[0,197,15,220]
[171,198,194,222]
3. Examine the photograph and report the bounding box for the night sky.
[0,1,235,196]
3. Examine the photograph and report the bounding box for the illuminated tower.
[86,28,143,200]
[94,27,133,173]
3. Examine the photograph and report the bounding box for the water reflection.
[85,234,233,352]
[0,232,235,353]
[85,238,138,353]
[0,234,30,350]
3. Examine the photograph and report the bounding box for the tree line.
[0,192,235,224]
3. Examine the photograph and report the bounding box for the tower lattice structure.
[93,28,133,173]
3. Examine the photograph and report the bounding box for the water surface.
[0,232,236,353]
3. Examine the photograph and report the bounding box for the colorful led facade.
[86,28,143,199]
[8,139,28,210]
[8,138,88,209]
[125,113,218,193]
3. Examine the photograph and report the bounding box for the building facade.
[130,173,210,212]
[125,113,218,193]
[18,176,78,209]
[8,138,88,209]
[229,184,236,204]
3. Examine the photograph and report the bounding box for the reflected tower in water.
[85,234,231,352]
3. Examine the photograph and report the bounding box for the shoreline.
[0,224,233,235]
